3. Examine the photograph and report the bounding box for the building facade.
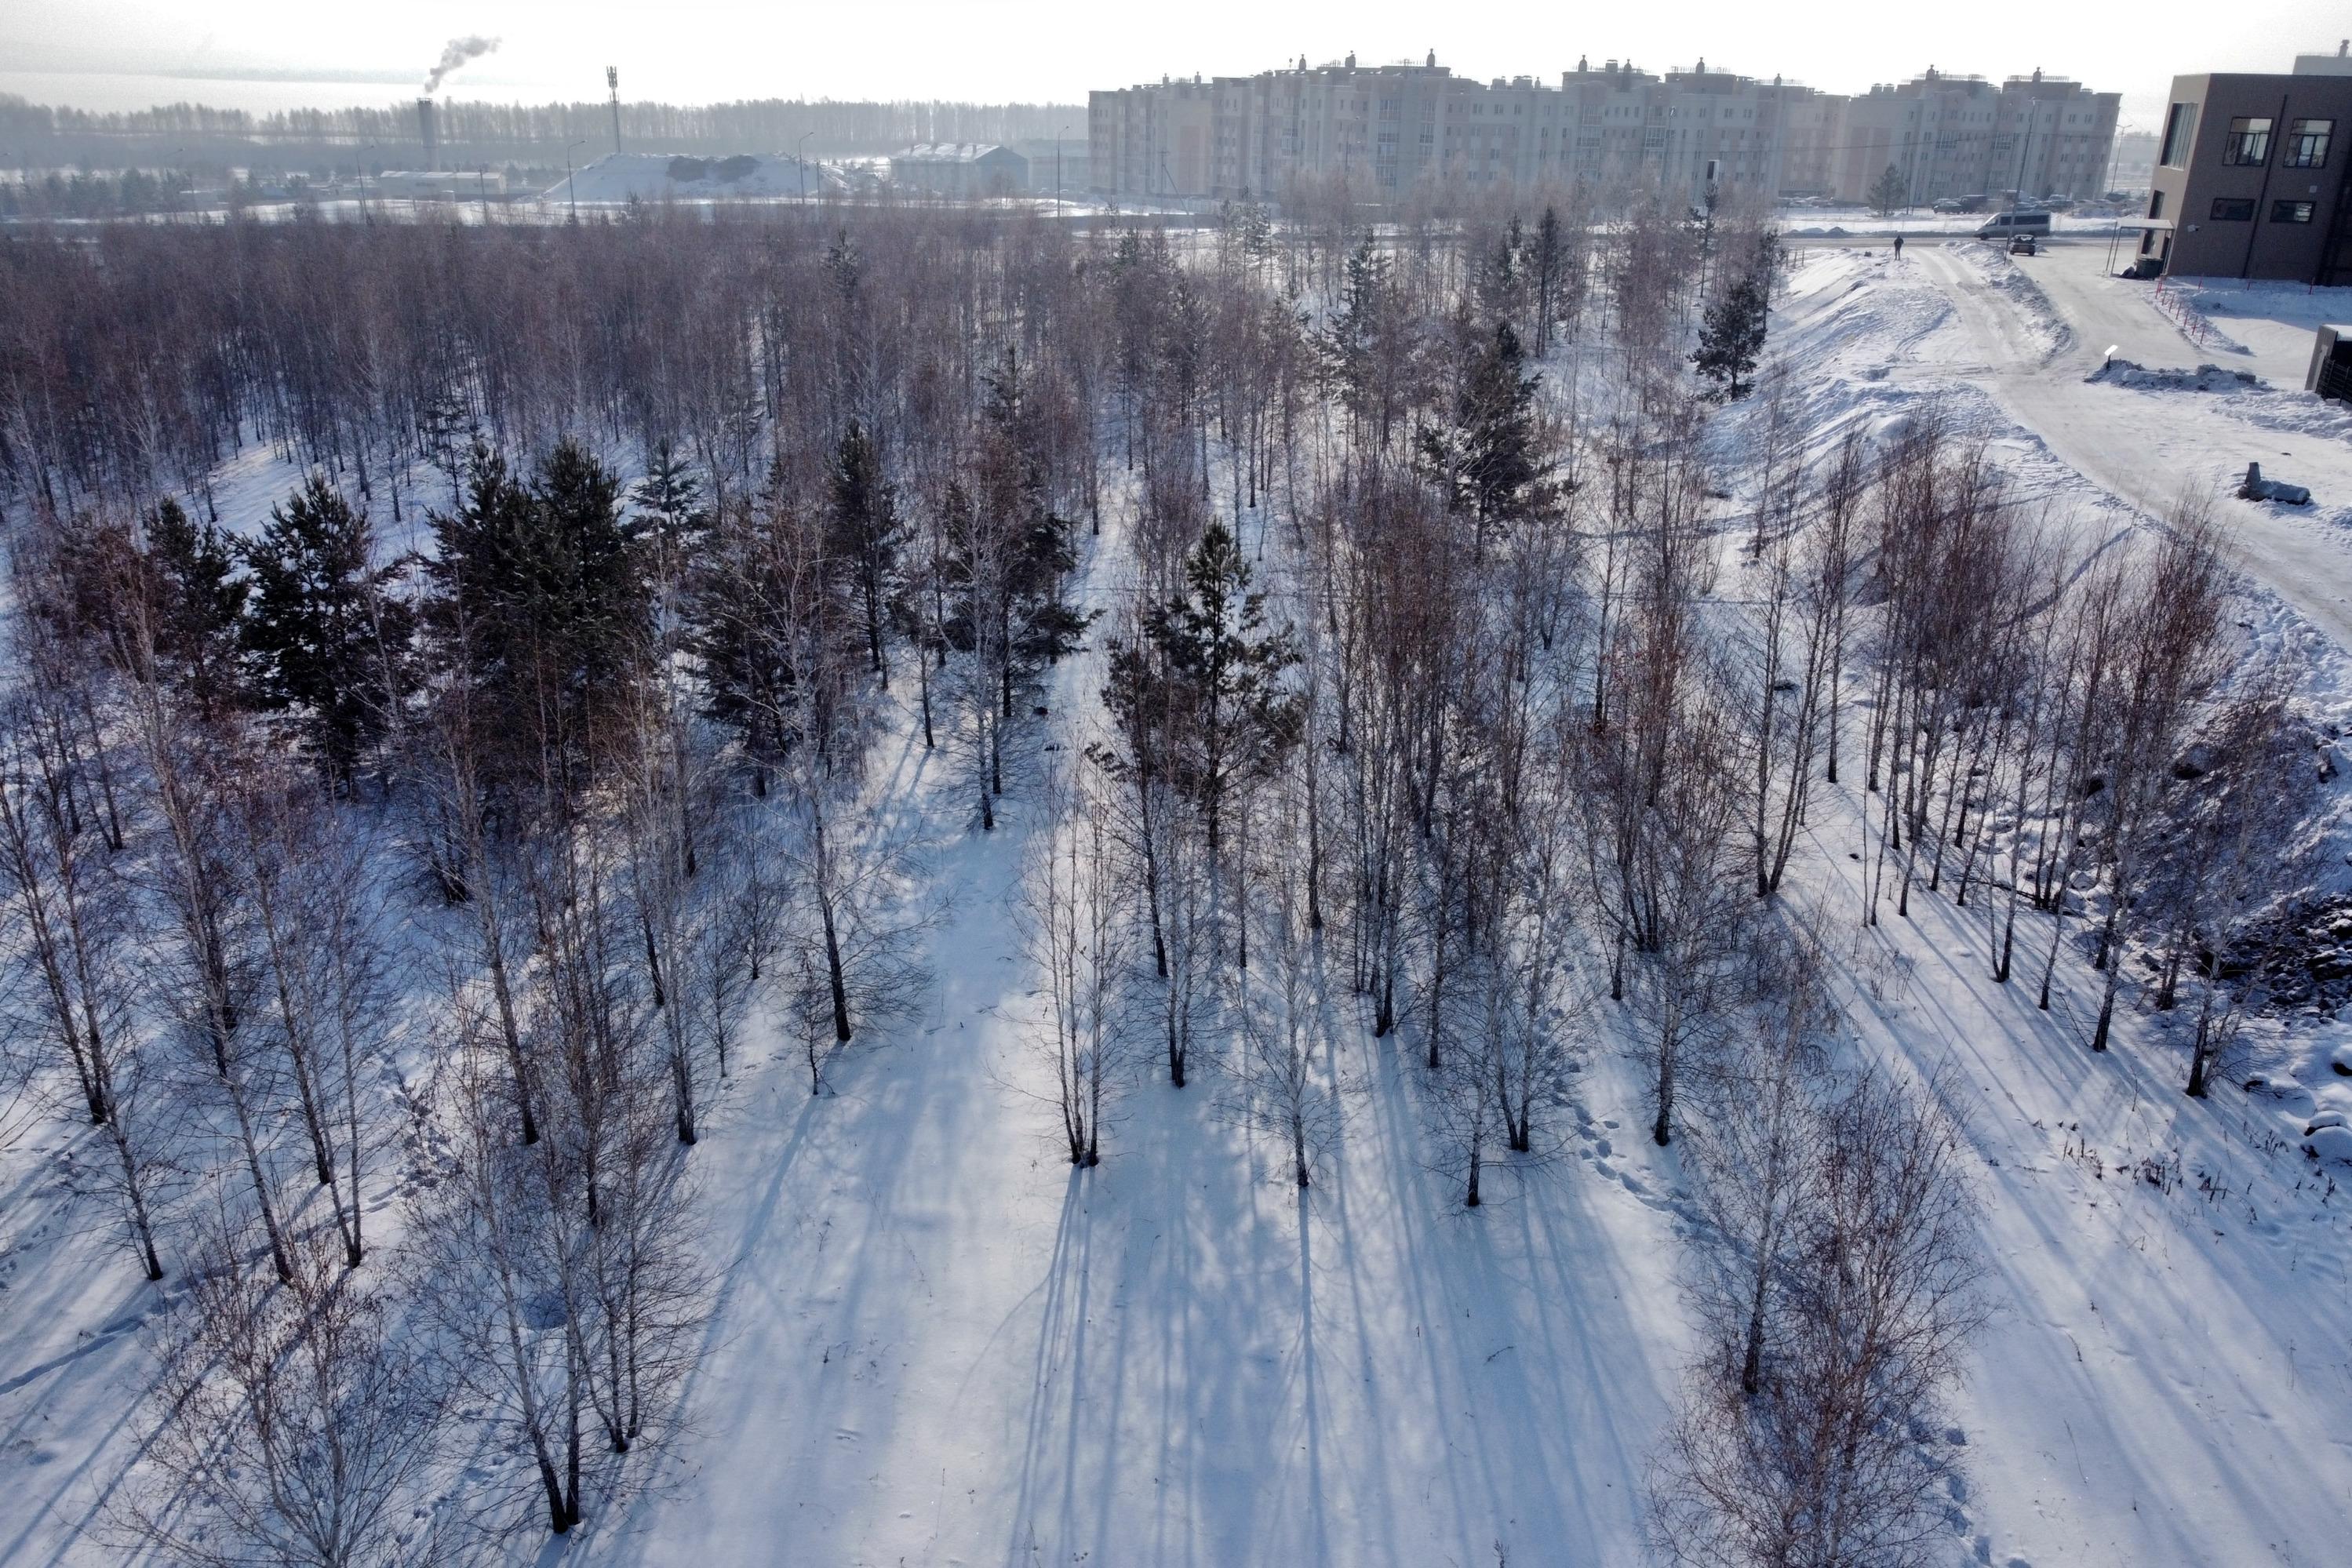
[1092,54,1812,208]
[2145,69,2352,282]
[1822,68,2118,204]
[1088,54,2118,212]
[1009,138,1090,196]
[889,144,1030,197]
[1089,77,1217,203]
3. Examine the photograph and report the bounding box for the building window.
[2146,189,2164,220]
[2210,196,2256,220]
[2159,102,2197,167]
[2272,199,2316,223]
[2286,118,2334,168]
[2222,116,2274,165]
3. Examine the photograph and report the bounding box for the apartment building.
[1088,75,1216,203]
[1088,54,2117,212]
[1091,53,1824,207]
[1826,68,2119,204]
[2143,64,2352,282]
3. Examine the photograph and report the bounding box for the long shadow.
[1002,1169,1091,1566]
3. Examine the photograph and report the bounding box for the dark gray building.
[2144,67,2352,281]
[888,144,1029,198]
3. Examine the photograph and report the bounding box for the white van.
[1975,210,2053,241]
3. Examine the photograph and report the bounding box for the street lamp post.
[565,139,588,221]
[1056,121,1069,220]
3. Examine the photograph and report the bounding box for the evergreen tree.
[1693,252,1774,401]
[1531,206,1568,355]
[1867,162,1908,218]
[828,419,902,682]
[1418,317,1547,535]
[1318,233,1393,442]
[426,439,649,781]
[631,438,707,548]
[948,352,1089,703]
[142,497,249,721]
[1473,216,1524,329]
[1101,520,1302,857]
[686,497,799,776]
[240,475,413,785]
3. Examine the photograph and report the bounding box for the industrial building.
[889,144,1030,197]
[1009,138,1091,198]
[2143,49,2352,282]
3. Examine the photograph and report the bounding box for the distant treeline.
[0,93,1086,176]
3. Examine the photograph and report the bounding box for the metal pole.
[798,129,815,207]
[566,139,585,221]
[1057,121,1069,218]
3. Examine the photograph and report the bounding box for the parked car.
[1976,209,2053,241]
[2008,233,2037,256]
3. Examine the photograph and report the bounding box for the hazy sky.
[7,0,2348,126]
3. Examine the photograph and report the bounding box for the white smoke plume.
[423,35,501,95]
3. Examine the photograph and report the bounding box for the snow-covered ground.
[8,230,2352,1568]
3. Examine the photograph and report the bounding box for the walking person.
[1893,231,1905,259]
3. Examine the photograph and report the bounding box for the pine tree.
[426,439,649,780]
[1418,317,1547,535]
[240,475,413,786]
[1318,233,1393,442]
[948,352,1089,708]
[684,493,799,777]
[1101,520,1302,857]
[631,438,707,548]
[1867,162,1907,218]
[1531,206,1568,355]
[828,419,902,682]
[142,497,249,721]
[1692,253,1773,402]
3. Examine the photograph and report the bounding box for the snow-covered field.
[8,230,2352,1568]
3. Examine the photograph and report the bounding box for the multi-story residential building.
[2143,63,2352,282]
[1088,54,2118,212]
[1089,75,1216,202]
[1827,68,2119,205]
[1092,53,1827,207]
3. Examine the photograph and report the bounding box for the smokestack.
[417,98,439,172]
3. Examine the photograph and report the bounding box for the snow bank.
[2084,358,2263,392]
[1946,241,2073,358]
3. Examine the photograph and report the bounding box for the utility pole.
[565,138,586,221]
[1057,120,1069,220]
[608,67,623,155]
[798,129,815,209]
